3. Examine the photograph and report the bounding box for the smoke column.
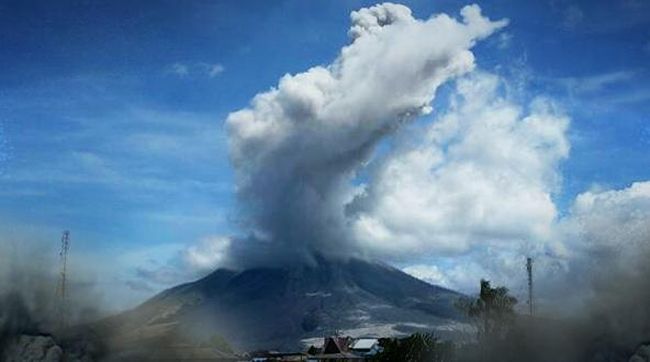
[225,3,507,267]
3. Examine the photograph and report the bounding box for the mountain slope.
[105,257,466,350]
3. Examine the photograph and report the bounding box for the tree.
[373,332,454,362]
[457,279,517,342]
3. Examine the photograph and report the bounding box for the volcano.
[104,257,466,350]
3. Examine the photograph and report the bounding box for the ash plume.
[463,182,650,362]
[0,242,106,360]
[0,244,60,346]
[584,251,650,358]
[225,3,507,267]
[465,249,650,362]
[561,183,650,359]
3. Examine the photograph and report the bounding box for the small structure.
[249,350,308,361]
[308,337,365,361]
[349,339,381,357]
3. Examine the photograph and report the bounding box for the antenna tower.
[526,257,533,316]
[57,230,71,330]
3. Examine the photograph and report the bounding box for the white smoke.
[225,3,507,266]
[198,4,650,313]
[399,158,650,301]
[183,236,232,272]
[561,182,650,273]
[349,73,570,260]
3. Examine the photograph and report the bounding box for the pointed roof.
[322,337,344,354]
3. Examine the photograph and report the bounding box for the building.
[307,337,366,361]
[349,339,381,357]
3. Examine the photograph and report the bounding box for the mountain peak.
[109,257,465,350]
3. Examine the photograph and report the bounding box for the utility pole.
[57,230,71,330]
[526,257,533,317]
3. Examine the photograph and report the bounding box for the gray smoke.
[465,250,650,362]
[560,183,650,360]
[460,182,650,361]
[0,242,106,360]
[225,3,507,267]
[585,251,650,357]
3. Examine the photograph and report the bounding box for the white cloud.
[182,236,232,272]
[564,182,650,264]
[171,63,190,77]
[562,5,584,29]
[226,3,507,266]
[538,70,649,112]
[556,70,636,94]
[496,32,513,49]
[119,235,233,304]
[403,180,650,303]
[208,64,225,78]
[350,73,570,259]
[402,264,449,287]
[168,62,225,78]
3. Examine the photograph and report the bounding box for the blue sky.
[1,0,649,311]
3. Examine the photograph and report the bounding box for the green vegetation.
[456,279,518,342]
[370,279,519,362]
[372,332,454,362]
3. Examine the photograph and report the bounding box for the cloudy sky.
[1,0,649,312]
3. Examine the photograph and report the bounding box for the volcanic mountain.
[103,256,466,350]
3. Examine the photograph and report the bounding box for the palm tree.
[458,279,517,341]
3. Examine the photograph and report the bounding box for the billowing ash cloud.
[568,182,650,255]
[183,236,232,272]
[349,73,570,259]
[225,3,507,266]
[561,181,650,282]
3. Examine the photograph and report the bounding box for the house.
[307,337,365,361]
[350,339,382,357]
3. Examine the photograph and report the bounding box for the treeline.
[370,279,641,362]
[370,279,517,362]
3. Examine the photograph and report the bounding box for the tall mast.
[526,257,533,316]
[57,230,71,330]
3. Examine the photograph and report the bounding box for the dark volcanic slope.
[107,257,465,350]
